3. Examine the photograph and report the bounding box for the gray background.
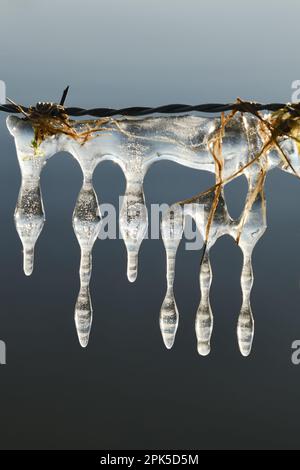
[0,0,300,450]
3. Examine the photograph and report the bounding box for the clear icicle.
[14,181,45,275]
[119,176,148,282]
[189,190,231,356]
[7,116,58,275]
[237,252,254,356]
[195,250,213,356]
[160,205,184,349]
[72,180,101,347]
[236,171,267,356]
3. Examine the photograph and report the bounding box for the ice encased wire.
[6,113,299,355]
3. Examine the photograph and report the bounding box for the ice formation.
[7,112,300,355]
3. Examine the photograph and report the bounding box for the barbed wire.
[1,101,299,117]
[0,86,299,118]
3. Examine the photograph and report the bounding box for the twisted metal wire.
[0,86,299,118]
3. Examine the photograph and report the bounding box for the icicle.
[72,178,101,347]
[195,249,213,356]
[236,169,267,356]
[119,175,148,282]
[7,116,59,275]
[14,181,45,276]
[160,205,184,349]
[237,251,254,356]
[63,135,103,347]
[189,189,230,355]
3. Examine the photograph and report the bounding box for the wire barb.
[60,86,69,106]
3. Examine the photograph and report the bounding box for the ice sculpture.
[7,110,300,354]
